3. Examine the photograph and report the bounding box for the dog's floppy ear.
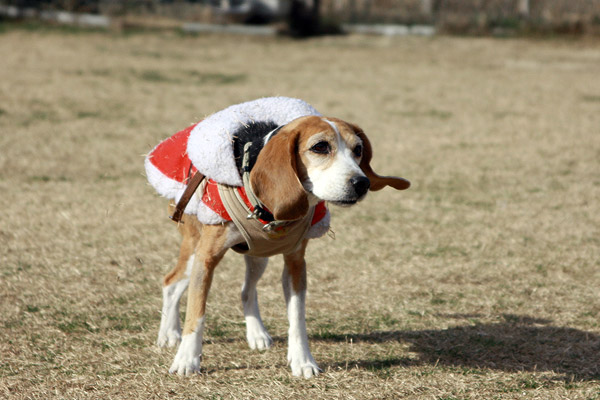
[250,128,309,221]
[352,125,410,191]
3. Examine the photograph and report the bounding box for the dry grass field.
[1,24,600,399]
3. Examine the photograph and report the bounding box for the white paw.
[246,319,273,350]
[169,352,202,376]
[168,325,204,376]
[288,351,321,378]
[157,328,181,348]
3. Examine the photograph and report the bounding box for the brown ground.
[1,25,599,399]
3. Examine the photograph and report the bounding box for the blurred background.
[2,0,600,36]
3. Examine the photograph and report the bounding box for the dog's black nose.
[350,176,370,197]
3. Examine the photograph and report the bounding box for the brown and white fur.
[156,116,410,378]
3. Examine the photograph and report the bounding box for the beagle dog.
[156,115,410,378]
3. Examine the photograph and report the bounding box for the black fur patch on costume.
[233,120,280,176]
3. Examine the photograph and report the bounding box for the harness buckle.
[262,221,292,236]
[262,222,275,232]
[247,209,260,221]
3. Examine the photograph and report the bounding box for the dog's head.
[250,116,410,221]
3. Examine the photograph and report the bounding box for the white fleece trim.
[187,97,321,186]
[197,200,227,225]
[145,155,186,200]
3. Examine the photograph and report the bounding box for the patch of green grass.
[464,200,496,210]
[25,305,40,313]
[120,338,145,349]
[562,380,581,390]
[186,70,247,85]
[493,110,526,119]
[490,17,521,30]
[138,69,174,83]
[56,315,98,334]
[30,175,51,182]
[436,397,466,400]
[131,68,246,86]
[110,296,130,306]
[36,349,61,364]
[97,174,120,181]
[29,175,71,183]
[21,110,54,126]
[108,320,144,332]
[425,109,453,119]
[91,68,112,77]
[3,262,34,278]
[77,110,101,118]
[97,367,127,377]
[407,310,427,318]
[535,263,548,276]
[130,49,164,59]
[105,310,153,332]
[430,296,447,305]
[581,94,600,103]
[3,318,23,329]
[372,313,400,329]
[315,321,338,339]
[0,20,107,35]
[120,25,168,37]
[518,376,544,389]
[458,367,486,375]
[0,360,19,377]
[18,262,32,272]
[206,317,238,338]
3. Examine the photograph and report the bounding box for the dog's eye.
[310,141,330,154]
[353,144,362,157]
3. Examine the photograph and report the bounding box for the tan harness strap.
[217,183,314,257]
[170,171,205,223]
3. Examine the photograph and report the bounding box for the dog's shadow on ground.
[315,314,600,381]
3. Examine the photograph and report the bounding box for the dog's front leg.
[157,254,192,347]
[158,210,202,348]
[282,240,320,378]
[169,224,228,376]
[242,256,273,350]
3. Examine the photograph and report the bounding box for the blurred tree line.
[2,0,600,35]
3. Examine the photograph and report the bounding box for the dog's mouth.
[329,200,356,207]
[325,191,369,207]
[303,180,367,207]
[329,197,362,207]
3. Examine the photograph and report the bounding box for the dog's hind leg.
[242,255,273,350]
[169,223,229,376]
[157,207,202,348]
[282,239,320,378]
